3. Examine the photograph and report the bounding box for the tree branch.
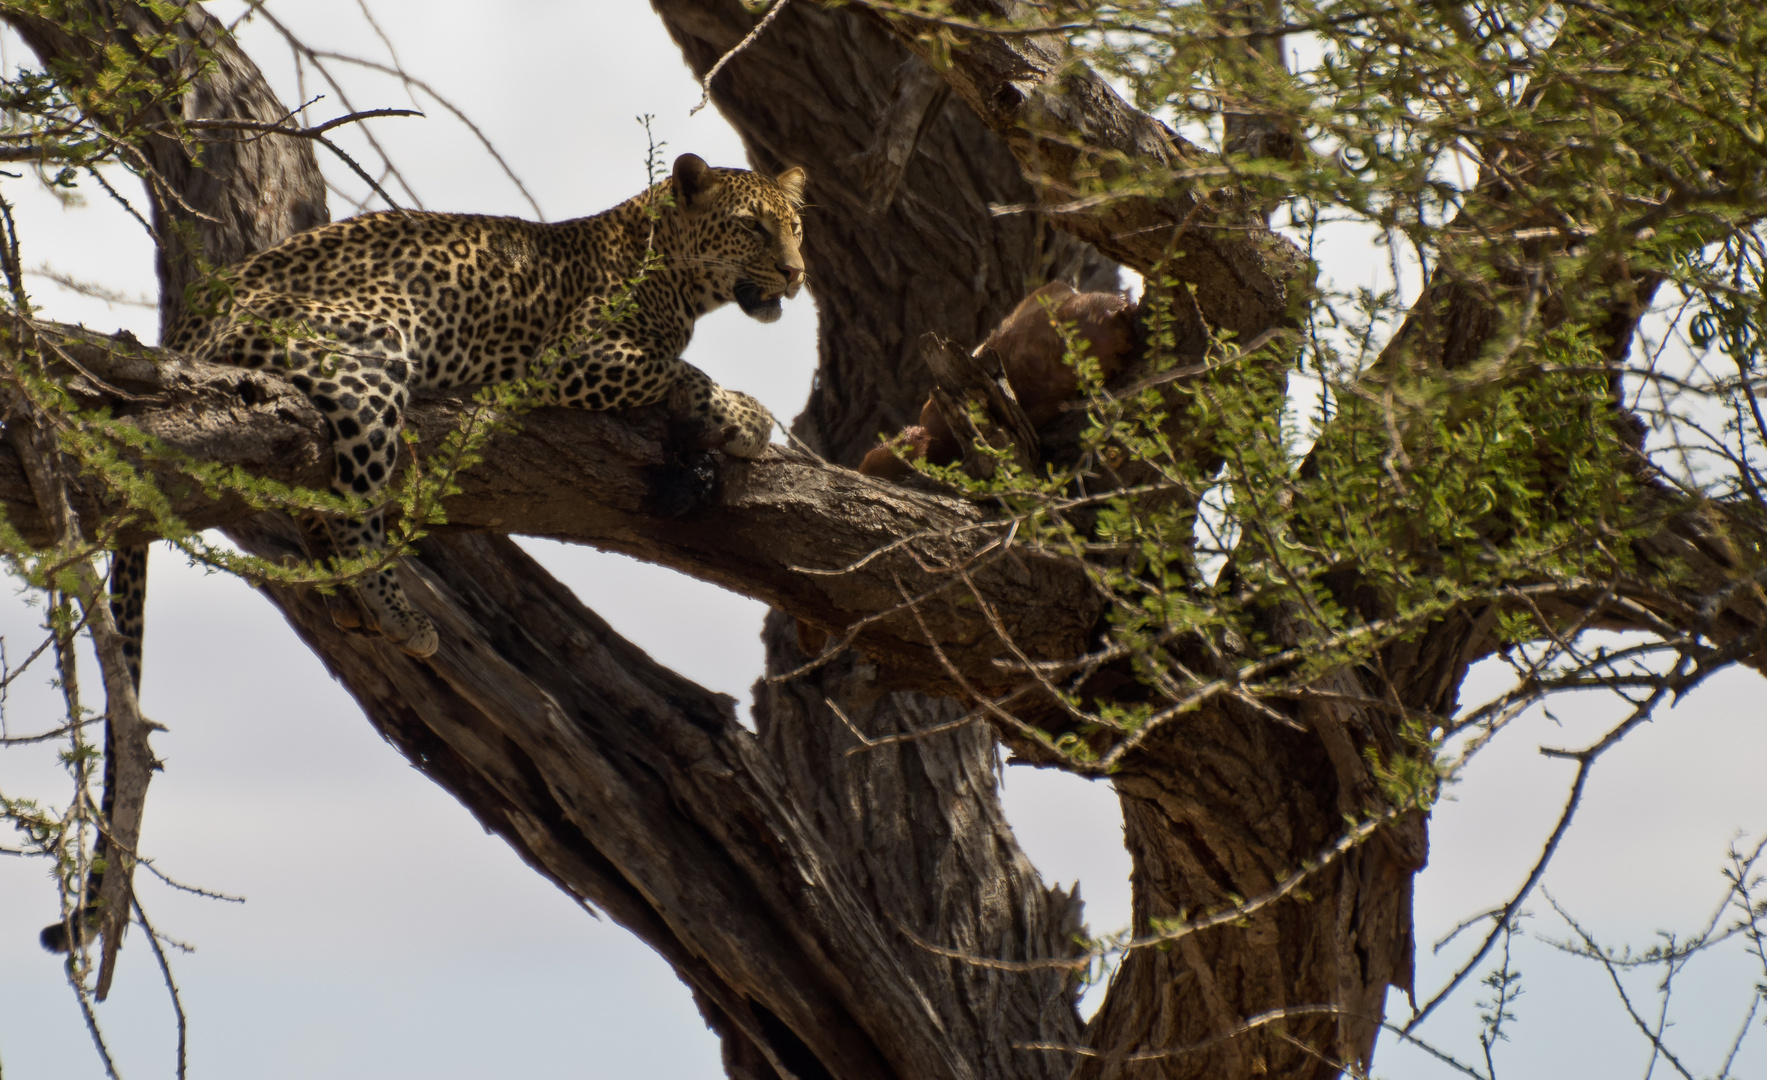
[0,320,1103,693]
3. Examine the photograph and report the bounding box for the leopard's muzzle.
[734,280,785,323]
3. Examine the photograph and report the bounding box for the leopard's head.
[670,153,807,324]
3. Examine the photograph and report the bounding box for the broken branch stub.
[918,331,1040,478]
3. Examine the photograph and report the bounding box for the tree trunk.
[662,6,1412,1076]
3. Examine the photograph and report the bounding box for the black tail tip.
[40,921,72,953]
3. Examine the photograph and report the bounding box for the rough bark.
[654,6,1114,1078]
[660,5,1767,1078]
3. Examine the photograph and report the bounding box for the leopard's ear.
[673,153,723,211]
[774,166,807,207]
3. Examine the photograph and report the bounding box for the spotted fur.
[154,153,805,657]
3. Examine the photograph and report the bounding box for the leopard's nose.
[780,263,803,286]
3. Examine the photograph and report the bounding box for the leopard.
[41,154,804,958]
[150,152,803,661]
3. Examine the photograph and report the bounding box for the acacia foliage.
[870,0,1767,772]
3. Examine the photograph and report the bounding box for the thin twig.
[84,167,158,243]
[826,694,989,754]
[28,265,155,310]
[296,44,543,217]
[170,106,421,140]
[158,110,420,212]
[133,898,188,1080]
[1543,893,1699,1080]
[692,0,796,116]
[136,856,246,904]
[1406,676,1680,1034]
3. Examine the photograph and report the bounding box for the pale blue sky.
[0,4,1761,1078]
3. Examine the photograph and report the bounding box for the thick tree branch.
[654,6,1106,1078]
[0,324,1102,693]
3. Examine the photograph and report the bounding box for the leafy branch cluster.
[881,0,1758,761]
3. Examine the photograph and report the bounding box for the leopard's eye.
[744,217,771,239]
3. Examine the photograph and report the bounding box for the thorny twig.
[134,897,189,1080]
[237,0,543,217]
[1530,836,1767,1080]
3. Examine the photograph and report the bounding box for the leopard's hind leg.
[217,303,438,658]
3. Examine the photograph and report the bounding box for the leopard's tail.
[40,546,147,962]
[110,544,148,689]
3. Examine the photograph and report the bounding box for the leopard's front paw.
[717,390,774,459]
[390,616,440,659]
[356,566,439,659]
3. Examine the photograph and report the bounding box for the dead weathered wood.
[919,331,1040,477]
[4,385,154,1002]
